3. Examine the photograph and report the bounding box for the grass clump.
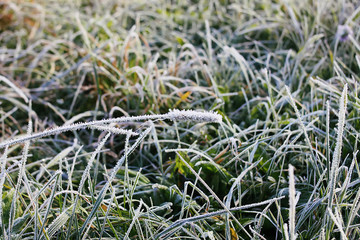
[0,0,360,239]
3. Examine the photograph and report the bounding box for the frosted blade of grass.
[75,11,91,50]
[180,180,210,220]
[328,85,347,210]
[205,20,212,63]
[349,35,360,52]
[8,117,32,235]
[0,75,29,103]
[154,196,285,239]
[38,173,61,240]
[285,86,317,168]
[78,183,108,236]
[223,46,254,97]
[283,2,303,42]
[288,164,297,240]
[79,128,151,235]
[88,125,138,135]
[108,127,152,182]
[81,218,95,240]
[40,205,73,240]
[339,151,357,202]
[99,187,117,239]
[204,64,221,98]
[356,55,360,70]
[15,171,63,240]
[123,200,144,239]
[149,121,163,175]
[310,77,342,96]
[345,185,360,235]
[65,145,83,205]
[283,224,289,240]
[326,100,330,179]
[296,170,327,230]
[225,158,261,209]
[320,229,325,240]
[0,109,221,149]
[0,147,8,227]
[170,151,252,239]
[79,132,111,194]
[67,75,87,118]
[327,207,347,239]
[67,132,111,238]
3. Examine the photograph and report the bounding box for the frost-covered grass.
[0,0,360,239]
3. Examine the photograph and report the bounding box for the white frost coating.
[167,109,222,123]
[288,164,297,240]
[328,84,347,210]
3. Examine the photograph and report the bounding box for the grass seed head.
[167,109,222,123]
